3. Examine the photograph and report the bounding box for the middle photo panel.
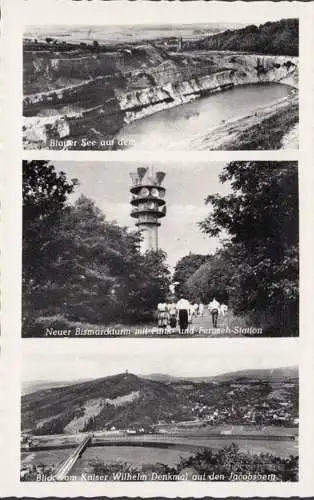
[22,160,299,339]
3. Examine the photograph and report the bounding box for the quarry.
[23,38,299,150]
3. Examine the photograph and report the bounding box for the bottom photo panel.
[21,339,299,482]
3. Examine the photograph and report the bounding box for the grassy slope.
[228,101,298,150]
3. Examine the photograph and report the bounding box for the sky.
[22,338,298,384]
[24,13,294,31]
[53,162,230,267]
[54,161,231,269]
[25,17,294,43]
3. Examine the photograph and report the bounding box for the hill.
[22,373,188,434]
[22,369,298,435]
[143,366,298,384]
[141,373,181,383]
[188,19,298,56]
[211,366,298,383]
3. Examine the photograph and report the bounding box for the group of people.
[157,297,228,332]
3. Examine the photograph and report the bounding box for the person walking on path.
[168,302,177,329]
[220,303,228,317]
[208,297,220,328]
[157,302,169,331]
[199,302,204,318]
[176,296,190,333]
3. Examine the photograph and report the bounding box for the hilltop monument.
[129,167,167,252]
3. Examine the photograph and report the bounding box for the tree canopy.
[173,253,209,297]
[188,19,299,56]
[172,161,298,335]
[199,161,298,335]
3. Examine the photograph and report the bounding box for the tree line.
[187,19,298,57]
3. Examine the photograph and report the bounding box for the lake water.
[71,446,191,475]
[22,436,298,480]
[71,438,297,476]
[117,83,292,150]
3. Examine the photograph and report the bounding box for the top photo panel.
[23,18,299,151]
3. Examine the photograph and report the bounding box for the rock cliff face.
[23,42,298,149]
[118,56,298,124]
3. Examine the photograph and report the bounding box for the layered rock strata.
[23,42,298,150]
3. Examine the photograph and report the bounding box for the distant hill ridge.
[143,366,298,383]
[24,366,298,395]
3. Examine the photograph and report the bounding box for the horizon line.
[23,364,299,387]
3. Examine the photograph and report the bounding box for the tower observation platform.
[129,167,166,252]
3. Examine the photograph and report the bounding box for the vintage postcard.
[1,0,314,498]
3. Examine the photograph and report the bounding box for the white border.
[1,0,314,496]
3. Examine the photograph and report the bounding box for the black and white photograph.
[20,339,299,482]
[22,160,299,338]
[2,0,314,495]
[23,18,298,151]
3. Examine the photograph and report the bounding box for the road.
[141,308,254,337]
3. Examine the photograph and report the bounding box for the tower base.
[139,225,159,253]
